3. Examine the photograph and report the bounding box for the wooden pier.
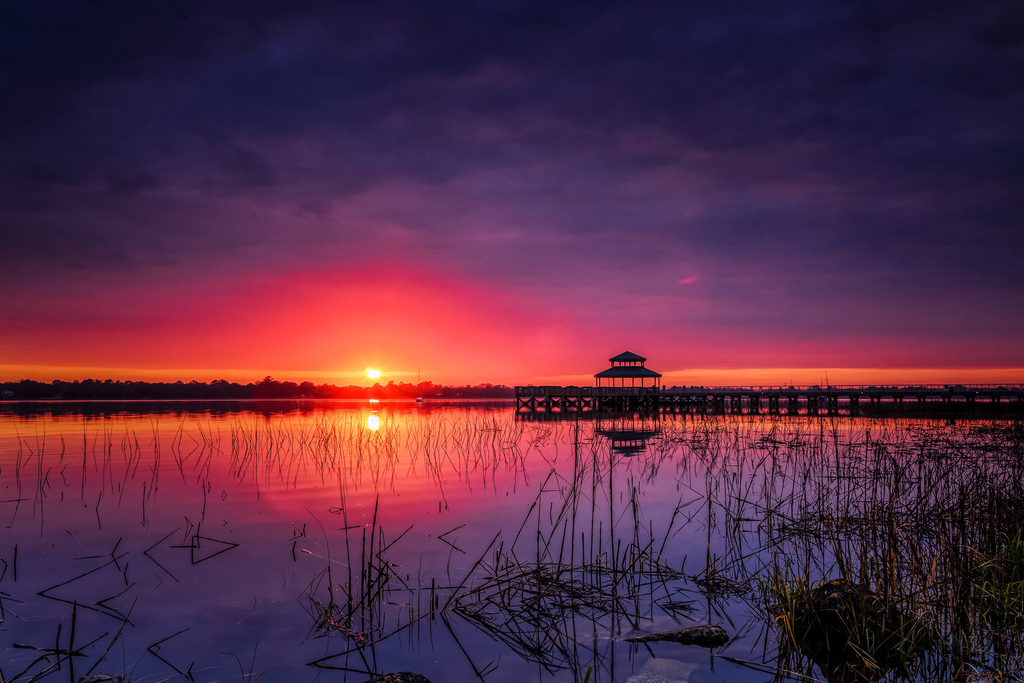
[515,384,1024,416]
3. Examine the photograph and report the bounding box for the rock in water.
[773,578,931,682]
[365,674,432,683]
[809,578,909,642]
[626,657,698,682]
[624,624,729,648]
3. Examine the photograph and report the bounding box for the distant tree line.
[0,377,514,400]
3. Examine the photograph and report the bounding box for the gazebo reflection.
[595,412,662,456]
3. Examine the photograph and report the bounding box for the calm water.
[0,401,1017,682]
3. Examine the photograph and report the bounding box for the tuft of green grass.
[767,574,931,682]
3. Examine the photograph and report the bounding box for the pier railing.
[516,384,1024,395]
[514,383,1024,415]
[659,384,1024,392]
[514,386,659,398]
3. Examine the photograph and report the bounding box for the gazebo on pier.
[594,351,662,389]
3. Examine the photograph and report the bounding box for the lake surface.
[0,401,1020,683]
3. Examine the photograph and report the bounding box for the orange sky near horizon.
[2,364,1024,388]
[2,265,1023,388]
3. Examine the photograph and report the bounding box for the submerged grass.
[4,405,1024,682]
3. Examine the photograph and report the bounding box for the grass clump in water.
[768,574,931,682]
[756,419,1024,682]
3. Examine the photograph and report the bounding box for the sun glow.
[366,369,381,379]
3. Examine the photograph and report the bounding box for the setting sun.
[366,369,381,379]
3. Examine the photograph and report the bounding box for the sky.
[2,1,1023,387]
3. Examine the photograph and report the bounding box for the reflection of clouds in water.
[626,657,699,683]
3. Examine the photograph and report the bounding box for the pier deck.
[514,384,1024,415]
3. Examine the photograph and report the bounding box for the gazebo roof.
[609,351,646,363]
[595,366,662,379]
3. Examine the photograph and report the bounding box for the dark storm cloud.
[2,1,1023,342]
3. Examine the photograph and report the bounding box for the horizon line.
[4,364,1024,387]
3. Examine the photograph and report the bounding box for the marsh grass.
[750,419,1024,682]
[305,411,1024,682]
[299,418,700,680]
[4,405,1024,682]
[766,568,932,681]
[448,497,689,675]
